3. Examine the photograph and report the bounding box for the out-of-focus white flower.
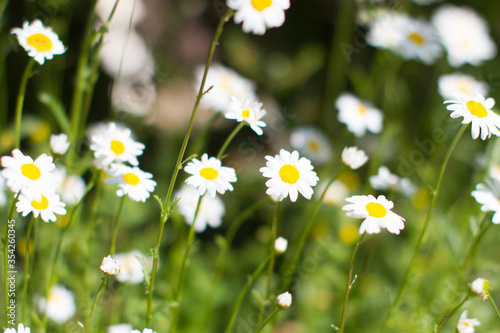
[290,126,332,165]
[490,164,500,181]
[131,329,157,333]
[104,164,156,202]
[432,5,497,67]
[96,0,146,28]
[16,192,66,223]
[39,285,76,323]
[316,179,350,206]
[343,194,405,235]
[445,92,500,140]
[107,324,133,333]
[174,186,225,233]
[457,310,480,333]
[260,149,319,202]
[114,250,149,284]
[88,122,145,167]
[11,20,66,65]
[58,174,86,206]
[369,166,416,197]
[335,93,383,137]
[342,147,368,170]
[469,277,489,301]
[195,63,257,114]
[471,178,500,224]
[3,323,30,333]
[100,255,121,277]
[438,73,488,101]
[112,78,157,117]
[276,291,292,309]
[184,154,237,198]
[0,174,7,207]
[226,96,267,135]
[100,29,154,79]
[1,149,57,199]
[274,237,288,254]
[227,0,290,35]
[50,133,70,155]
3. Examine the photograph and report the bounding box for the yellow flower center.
[279,164,300,184]
[358,104,367,115]
[123,173,140,185]
[365,202,387,218]
[466,100,488,118]
[307,140,320,152]
[242,109,250,118]
[110,140,125,155]
[31,196,49,210]
[21,163,41,180]
[252,0,272,11]
[408,32,425,45]
[200,167,218,180]
[26,33,53,52]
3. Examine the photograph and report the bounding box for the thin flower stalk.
[109,196,126,256]
[21,215,37,322]
[84,277,108,333]
[385,124,468,326]
[146,9,235,327]
[14,58,35,148]
[224,255,271,333]
[338,232,366,333]
[487,291,500,321]
[254,307,280,333]
[4,192,20,327]
[433,294,470,332]
[217,122,245,160]
[459,214,491,279]
[266,201,281,300]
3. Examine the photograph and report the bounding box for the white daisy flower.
[4,323,30,333]
[290,126,332,165]
[369,166,416,197]
[315,179,350,206]
[174,186,225,233]
[184,154,237,198]
[469,277,489,301]
[227,0,290,36]
[39,285,76,323]
[445,92,500,140]
[342,194,405,235]
[131,329,157,333]
[432,5,497,67]
[259,149,319,202]
[104,164,156,202]
[226,96,267,135]
[196,63,257,114]
[1,149,57,198]
[53,167,86,206]
[471,178,500,224]
[100,255,121,277]
[342,146,368,170]
[335,93,383,137]
[50,133,70,155]
[107,324,134,333]
[11,20,66,65]
[457,310,480,333]
[396,16,442,65]
[274,236,288,254]
[88,122,145,167]
[366,11,407,51]
[16,192,66,223]
[114,250,149,284]
[438,73,488,101]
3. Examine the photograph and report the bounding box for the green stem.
[109,196,126,256]
[224,255,272,333]
[282,170,340,291]
[385,124,467,325]
[145,9,234,327]
[216,122,245,160]
[85,277,108,333]
[169,196,202,333]
[459,214,491,279]
[254,307,280,333]
[14,58,35,148]
[433,294,470,333]
[21,216,37,322]
[201,197,272,330]
[338,232,366,333]
[265,201,281,299]
[4,192,20,327]
[487,291,500,321]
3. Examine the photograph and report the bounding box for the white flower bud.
[469,277,490,301]
[276,291,292,309]
[274,237,288,254]
[342,146,368,170]
[100,255,121,277]
[50,133,70,155]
